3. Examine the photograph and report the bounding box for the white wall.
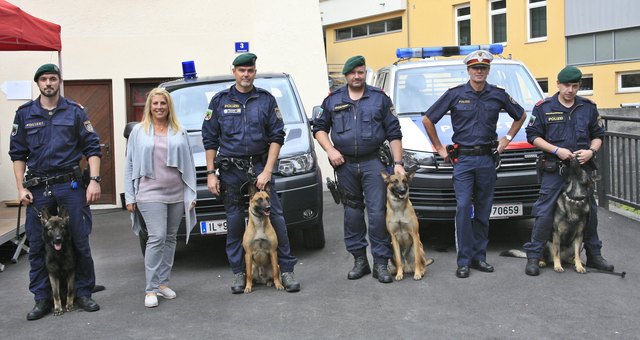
[0,0,330,205]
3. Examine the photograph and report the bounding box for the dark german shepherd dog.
[41,206,76,315]
[540,157,594,273]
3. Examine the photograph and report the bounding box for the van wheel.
[302,219,325,249]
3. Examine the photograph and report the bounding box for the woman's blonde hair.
[141,88,182,134]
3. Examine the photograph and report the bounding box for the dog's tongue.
[54,243,62,251]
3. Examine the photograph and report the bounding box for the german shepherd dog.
[242,184,284,293]
[381,171,433,280]
[41,206,76,315]
[540,157,594,273]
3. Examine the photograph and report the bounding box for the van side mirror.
[123,121,139,139]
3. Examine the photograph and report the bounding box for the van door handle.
[100,143,111,158]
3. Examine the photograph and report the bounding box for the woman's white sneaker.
[158,286,176,299]
[145,293,158,308]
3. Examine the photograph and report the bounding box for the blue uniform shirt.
[9,96,102,174]
[313,85,402,157]
[425,82,524,146]
[525,93,604,152]
[202,85,285,157]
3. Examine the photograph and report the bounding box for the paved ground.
[1,193,639,339]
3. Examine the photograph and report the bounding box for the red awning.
[0,0,61,51]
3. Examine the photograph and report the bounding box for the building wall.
[0,0,329,205]
[321,0,640,109]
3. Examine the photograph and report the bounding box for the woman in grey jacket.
[124,88,197,308]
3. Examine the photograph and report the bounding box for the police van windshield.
[394,63,543,115]
[169,77,304,131]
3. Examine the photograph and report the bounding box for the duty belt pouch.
[378,144,392,167]
[326,176,341,205]
[541,156,559,173]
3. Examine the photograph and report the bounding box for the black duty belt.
[215,154,265,171]
[457,145,493,156]
[23,171,77,189]
[343,151,379,163]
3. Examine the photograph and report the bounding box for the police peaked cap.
[464,50,493,67]
[557,66,582,83]
[34,63,61,82]
[342,55,366,75]
[232,53,257,67]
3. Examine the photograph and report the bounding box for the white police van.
[372,44,543,221]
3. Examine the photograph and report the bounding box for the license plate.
[200,218,248,235]
[490,203,523,219]
[200,219,228,235]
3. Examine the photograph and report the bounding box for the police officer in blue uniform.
[422,51,527,278]
[524,66,614,276]
[202,53,300,293]
[313,55,405,283]
[9,64,102,320]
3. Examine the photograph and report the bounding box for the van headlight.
[278,153,314,176]
[402,149,447,172]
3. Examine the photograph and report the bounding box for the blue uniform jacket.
[313,85,402,157]
[425,82,524,146]
[202,85,285,157]
[9,96,102,174]
[525,93,604,152]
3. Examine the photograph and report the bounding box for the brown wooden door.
[64,80,115,205]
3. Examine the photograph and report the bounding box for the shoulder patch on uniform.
[390,105,397,117]
[509,95,518,105]
[274,107,283,120]
[527,115,536,127]
[204,109,212,121]
[316,107,323,119]
[11,124,18,136]
[83,120,94,132]
[597,114,604,128]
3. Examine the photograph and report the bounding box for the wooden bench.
[0,203,28,272]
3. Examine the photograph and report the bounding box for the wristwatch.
[394,160,404,166]
[505,134,513,141]
[89,176,102,183]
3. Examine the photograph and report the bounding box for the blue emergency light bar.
[182,60,197,80]
[396,44,504,59]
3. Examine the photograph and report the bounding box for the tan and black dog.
[242,184,284,293]
[41,206,76,316]
[540,157,594,273]
[381,171,433,280]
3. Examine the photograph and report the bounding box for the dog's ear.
[58,205,70,222]
[39,207,51,225]
[380,171,390,182]
[248,181,258,198]
[406,169,416,182]
[263,183,271,195]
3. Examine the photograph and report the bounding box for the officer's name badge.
[25,121,45,128]
[458,99,471,104]
[545,112,565,123]
[204,109,213,121]
[334,103,350,111]
[223,108,241,114]
[83,120,94,132]
[223,104,240,108]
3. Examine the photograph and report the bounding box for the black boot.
[372,263,392,283]
[348,253,371,280]
[231,272,246,294]
[586,255,614,272]
[27,299,52,321]
[525,258,540,276]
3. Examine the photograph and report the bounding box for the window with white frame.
[578,75,593,96]
[456,4,471,46]
[335,17,402,41]
[536,78,548,96]
[490,0,507,44]
[527,0,546,42]
[618,72,640,93]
